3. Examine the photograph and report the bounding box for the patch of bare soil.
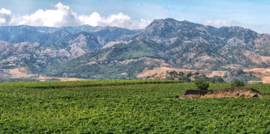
[137,67,198,78]
[243,68,270,83]
[179,87,262,99]
[207,71,227,78]
[2,67,86,81]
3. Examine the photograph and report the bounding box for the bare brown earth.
[137,67,198,78]
[4,66,270,83]
[206,68,270,83]
[243,68,270,83]
[2,67,86,81]
[137,67,270,83]
[179,87,262,99]
[207,71,227,78]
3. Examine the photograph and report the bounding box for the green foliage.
[166,77,174,80]
[0,78,38,83]
[171,71,177,76]
[195,80,209,90]
[44,42,164,79]
[178,76,191,82]
[186,72,192,77]
[193,72,200,75]
[231,80,245,87]
[0,81,270,133]
[0,79,181,89]
[178,72,184,76]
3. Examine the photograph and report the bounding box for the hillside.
[0,67,86,82]
[0,25,141,73]
[141,69,225,83]
[45,18,270,79]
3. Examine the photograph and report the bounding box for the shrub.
[186,72,192,77]
[231,80,245,87]
[195,80,209,90]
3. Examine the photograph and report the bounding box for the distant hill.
[0,25,141,73]
[144,70,225,83]
[0,25,142,45]
[44,18,270,79]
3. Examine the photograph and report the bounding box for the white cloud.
[0,8,12,25]
[204,20,240,27]
[0,8,11,15]
[0,2,150,29]
[79,12,151,29]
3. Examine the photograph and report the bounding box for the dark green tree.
[186,72,192,77]
[179,72,184,76]
[195,80,209,90]
[231,80,245,87]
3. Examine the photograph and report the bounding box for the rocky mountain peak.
[146,18,179,29]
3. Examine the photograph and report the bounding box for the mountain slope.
[0,25,142,45]
[45,18,270,79]
[0,25,142,74]
[44,40,169,79]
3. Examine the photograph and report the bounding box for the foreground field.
[0,79,181,89]
[1,81,270,133]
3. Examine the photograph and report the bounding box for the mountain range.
[1,18,270,81]
[0,25,142,73]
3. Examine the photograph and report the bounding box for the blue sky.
[0,0,270,33]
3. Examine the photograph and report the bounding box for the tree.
[194,72,200,75]
[179,72,184,76]
[186,72,192,77]
[172,71,177,76]
[231,80,245,87]
[195,80,209,90]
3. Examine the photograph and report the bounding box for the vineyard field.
[1,81,270,133]
[0,79,181,89]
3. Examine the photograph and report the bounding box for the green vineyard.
[0,79,181,89]
[1,80,270,133]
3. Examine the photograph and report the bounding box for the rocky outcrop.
[179,87,262,99]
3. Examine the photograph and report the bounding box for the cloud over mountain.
[0,2,150,29]
[0,8,12,25]
[204,20,240,27]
